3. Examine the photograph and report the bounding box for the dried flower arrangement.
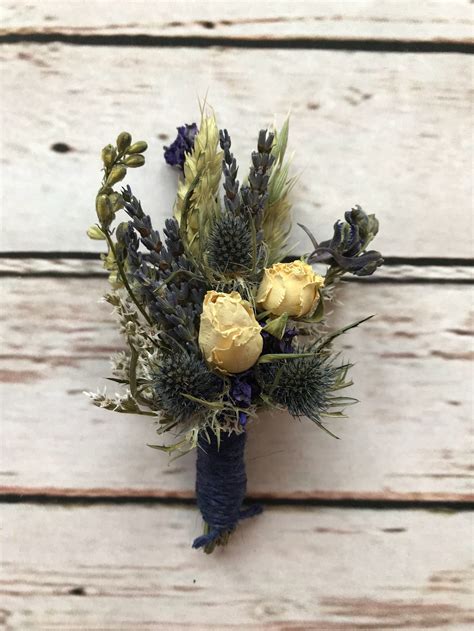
[86,109,383,553]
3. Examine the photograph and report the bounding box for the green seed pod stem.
[116,131,132,153]
[108,191,124,213]
[123,154,145,168]
[87,224,106,240]
[125,141,148,155]
[106,164,127,186]
[96,194,114,227]
[101,144,117,167]
[115,221,129,242]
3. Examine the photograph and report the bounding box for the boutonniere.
[86,109,382,553]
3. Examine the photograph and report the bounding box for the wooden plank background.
[3,505,473,629]
[0,1,473,629]
[0,43,472,256]
[1,276,472,500]
[1,1,472,43]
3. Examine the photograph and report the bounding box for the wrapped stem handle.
[193,431,262,553]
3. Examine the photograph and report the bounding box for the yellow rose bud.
[199,291,263,374]
[256,260,325,318]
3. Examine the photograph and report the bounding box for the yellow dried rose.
[256,260,324,318]
[198,291,263,374]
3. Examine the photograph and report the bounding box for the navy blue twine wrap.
[192,431,262,549]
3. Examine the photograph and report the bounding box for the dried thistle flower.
[257,353,354,438]
[151,350,224,422]
[206,212,253,275]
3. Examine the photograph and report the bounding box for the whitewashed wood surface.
[2,0,472,42]
[1,276,472,500]
[0,2,473,630]
[2,505,473,629]
[0,43,471,256]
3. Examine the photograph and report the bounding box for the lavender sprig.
[219,129,241,214]
[241,129,276,229]
[120,186,206,351]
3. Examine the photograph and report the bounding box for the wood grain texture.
[2,504,473,629]
[1,2,472,625]
[1,277,472,500]
[1,0,472,42]
[0,44,471,257]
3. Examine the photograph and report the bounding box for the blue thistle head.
[153,350,224,422]
[206,212,254,275]
[258,353,351,437]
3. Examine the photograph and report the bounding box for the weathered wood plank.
[0,44,471,257]
[1,0,472,43]
[2,504,473,629]
[1,277,472,500]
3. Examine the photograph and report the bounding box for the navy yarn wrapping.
[192,431,262,549]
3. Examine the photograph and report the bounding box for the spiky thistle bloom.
[163,123,198,170]
[206,212,253,275]
[203,128,266,284]
[152,351,224,422]
[257,353,352,437]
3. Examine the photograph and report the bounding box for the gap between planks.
[1,32,473,54]
[1,487,473,509]
[0,257,473,283]
[1,0,473,44]
[2,252,474,265]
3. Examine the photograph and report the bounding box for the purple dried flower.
[238,411,248,427]
[230,378,253,407]
[163,123,198,170]
[230,372,261,427]
[262,327,297,355]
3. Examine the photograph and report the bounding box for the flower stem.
[104,230,153,326]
